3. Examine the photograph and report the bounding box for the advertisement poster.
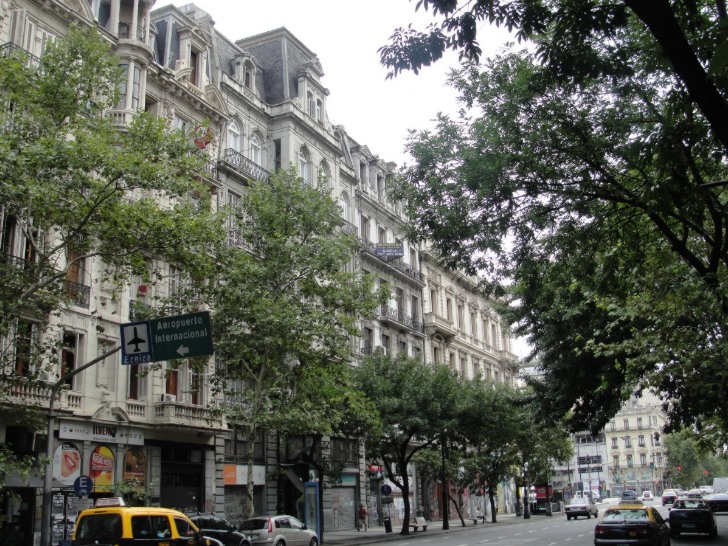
[52,442,80,485]
[90,445,115,493]
[123,447,146,484]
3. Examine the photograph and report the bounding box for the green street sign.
[148,311,214,361]
[121,311,214,364]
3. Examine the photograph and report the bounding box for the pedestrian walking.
[358,503,368,531]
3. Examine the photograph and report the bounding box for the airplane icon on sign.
[126,326,145,352]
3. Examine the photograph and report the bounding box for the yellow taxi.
[72,501,223,546]
[593,502,671,546]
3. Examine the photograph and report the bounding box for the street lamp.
[523,462,530,519]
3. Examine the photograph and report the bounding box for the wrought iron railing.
[65,280,91,308]
[379,306,424,333]
[219,148,269,182]
[0,42,41,68]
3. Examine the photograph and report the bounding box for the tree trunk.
[448,492,466,525]
[244,426,256,519]
[488,489,498,523]
[399,472,412,535]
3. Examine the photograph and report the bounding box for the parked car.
[640,491,654,501]
[190,515,251,546]
[239,515,317,546]
[704,492,728,513]
[699,485,715,495]
[594,504,670,546]
[565,497,599,520]
[668,498,717,538]
[661,489,678,506]
[72,505,224,546]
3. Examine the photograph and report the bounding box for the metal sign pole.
[40,345,120,546]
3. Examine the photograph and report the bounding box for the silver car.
[239,515,317,546]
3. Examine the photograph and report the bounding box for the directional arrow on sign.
[177,346,190,357]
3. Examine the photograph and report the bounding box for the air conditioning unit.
[137,284,149,297]
[160,393,177,403]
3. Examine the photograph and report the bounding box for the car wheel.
[587,512,591,519]
[308,539,318,546]
[709,526,717,539]
[566,515,571,520]
[275,540,285,546]
[670,530,679,538]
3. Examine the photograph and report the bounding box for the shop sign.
[223,464,266,485]
[90,445,115,493]
[59,420,144,445]
[52,442,81,486]
[123,447,146,484]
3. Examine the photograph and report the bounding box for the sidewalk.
[322,512,525,545]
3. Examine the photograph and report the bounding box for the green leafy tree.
[664,428,728,489]
[456,380,521,523]
[353,352,461,534]
[391,19,728,443]
[210,168,387,520]
[0,26,224,490]
[379,0,728,154]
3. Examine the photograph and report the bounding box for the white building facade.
[0,2,518,545]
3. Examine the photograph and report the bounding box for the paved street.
[323,503,728,546]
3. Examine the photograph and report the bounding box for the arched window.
[318,160,331,189]
[298,148,311,185]
[250,133,262,165]
[316,99,322,122]
[340,191,350,222]
[227,119,240,152]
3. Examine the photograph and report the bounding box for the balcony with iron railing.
[339,219,357,236]
[65,280,91,308]
[219,148,270,182]
[378,305,425,334]
[117,22,147,44]
[359,238,425,284]
[0,42,41,67]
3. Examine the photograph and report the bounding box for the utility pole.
[40,345,121,546]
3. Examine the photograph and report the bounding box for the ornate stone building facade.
[0,2,517,545]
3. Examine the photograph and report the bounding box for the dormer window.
[190,49,199,86]
[307,91,315,117]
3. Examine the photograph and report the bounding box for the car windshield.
[240,519,268,531]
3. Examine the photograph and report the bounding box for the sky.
[152,0,513,167]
